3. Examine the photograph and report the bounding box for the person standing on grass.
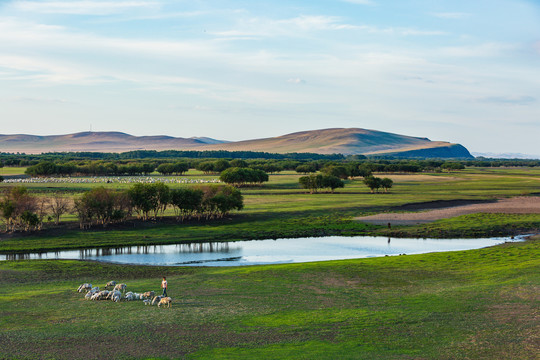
[161,276,168,297]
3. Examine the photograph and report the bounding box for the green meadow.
[1,168,539,253]
[0,236,538,359]
[0,167,539,359]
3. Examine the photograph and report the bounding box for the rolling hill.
[0,128,473,158]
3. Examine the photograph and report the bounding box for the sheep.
[113,283,127,293]
[91,290,109,301]
[77,283,92,293]
[142,291,155,299]
[105,281,116,289]
[85,289,99,300]
[143,299,152,305]
[158,297,172,308]
[124,292,134,301]
[110,290,122,303]
[90,286,99,292]
[151,296,163,306]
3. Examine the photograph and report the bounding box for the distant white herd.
[5,176,220,185]
[77,281,172,308]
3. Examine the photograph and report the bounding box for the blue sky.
[0,0,539,156]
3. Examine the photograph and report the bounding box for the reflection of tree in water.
[5,253,31,261]
[175,242,236,254]
[77,242,237,258]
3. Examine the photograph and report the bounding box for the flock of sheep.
[77,281,172,308]
[6,176,220,184]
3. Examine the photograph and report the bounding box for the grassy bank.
[1,169,540,253]
[0,236,538,359]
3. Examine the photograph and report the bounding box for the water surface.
[0,235,522,266]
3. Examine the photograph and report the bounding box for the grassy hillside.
[0,128,472,157]
[0,236,538,359]
[202,128,471,156]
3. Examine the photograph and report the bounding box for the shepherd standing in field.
[162,276,168,297]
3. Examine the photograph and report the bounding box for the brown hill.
[199,128,466,155]
[0,132,227,154]
[0,128,473,158]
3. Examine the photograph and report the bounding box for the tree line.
[0,183,244,232]
[9,156,540,178]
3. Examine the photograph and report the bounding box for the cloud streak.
[476,96,536,106]
[10,1,160,15]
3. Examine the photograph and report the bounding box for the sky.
[0,0,539,156]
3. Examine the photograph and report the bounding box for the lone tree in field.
[219,167,269,187]
[363,176,382,193]
[363,176,393,193]
[380,178,393,192]
[299,174,344,194]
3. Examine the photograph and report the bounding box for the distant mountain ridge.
[0,128,473,158]
[0,131,228,154]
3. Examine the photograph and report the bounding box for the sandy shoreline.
[355,196,540,226]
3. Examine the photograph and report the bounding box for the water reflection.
[0,235,523,267]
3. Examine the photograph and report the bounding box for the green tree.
[230,159,248,168]
[363,176,383,193]
[170,187,204,221]
[213,159,231,173]
[156,163,175,175]
[128,183,157,220]
[299,174,323,194]
[173,161,189,175]
[219,167,269,187]
[321,175,345,193]
[196,161,215,174]
[321,165,349,179]
[295,164,317,174]
[380,178,394,192]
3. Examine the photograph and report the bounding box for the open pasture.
[0,236,538,359]
[1,168,540,253]
[0,167,539,358]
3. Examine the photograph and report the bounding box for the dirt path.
[355,196,540,226]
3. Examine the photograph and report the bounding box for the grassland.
[0,236,538,359]
[1,168,540,253]
[0,167,539,359]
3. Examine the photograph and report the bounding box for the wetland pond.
[0,235,523,266]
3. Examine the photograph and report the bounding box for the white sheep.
[110,290,122,302]
[143,299,151,305]
[151,296,163,306]
[142,291,155,299]
[77,283,92,293]
[105,281,116,288]
[91,290,109,300]
[85,289,99,300]
[113,283,127,293]
[124,292,134,301]
[158,297,172,308]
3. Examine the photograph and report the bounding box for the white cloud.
[210,15,359,39]
[0,19,214,58]
[11,1,160,15]
[211,15,446,40]
[287,78,306,84]
[5,96,71,104]
[439,43,517,58]
[476,95,536,106]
